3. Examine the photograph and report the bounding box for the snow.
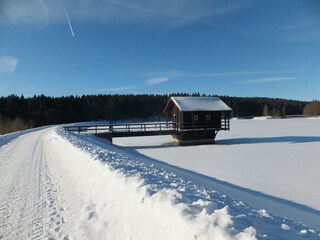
[114,118,320,230]
[252,116,273,120]
[0,129,67,239]
[281,224,291,231]
[52,129,259,239]
[0,118,320,239]
[168,96,232,112]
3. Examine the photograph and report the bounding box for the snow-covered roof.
[164,97,232,112]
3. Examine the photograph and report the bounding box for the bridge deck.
[63,122,176,141]
[63,121,228,144]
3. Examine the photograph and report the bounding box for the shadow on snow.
[116,142,320,230]
[217,136,320,145]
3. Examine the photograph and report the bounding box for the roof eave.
[182,109,233,112]
[163,97,182,114]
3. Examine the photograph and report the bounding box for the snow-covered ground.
[114,118,320,230]
[0,118,319,239]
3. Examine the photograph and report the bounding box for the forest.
[0,93,312,134]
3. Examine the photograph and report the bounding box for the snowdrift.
[51,125,319,239]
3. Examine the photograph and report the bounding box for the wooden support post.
[191,112,194,131]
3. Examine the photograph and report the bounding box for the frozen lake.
[114,118,320,229]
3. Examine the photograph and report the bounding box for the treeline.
[219,96,307,118]
[303,100,320,116]
[0,93,310,134]
[0,117,33,135]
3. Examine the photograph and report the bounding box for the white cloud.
[243,77,296,84]
[0,56,19,73]
[0,0,251,27]
[145,77,169,85]
[96,86,133,92]
[144,70,183,78]
[144,70,288,79]
[233,15,320,43]
[184,71,286,78]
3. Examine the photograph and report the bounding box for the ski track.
[0,129,68,240]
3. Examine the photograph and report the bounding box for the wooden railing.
[175,118,230,131]
[63,122,176,134]
[222,117,230,130]
[63,118,231,144]
[63,118,230,135]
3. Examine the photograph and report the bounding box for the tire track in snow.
[0,129,68,240]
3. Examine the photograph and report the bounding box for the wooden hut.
[163,96,232,145]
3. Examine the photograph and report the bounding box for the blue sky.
[0,0,320,100]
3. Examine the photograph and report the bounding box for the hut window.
[206,114,211,121]
[193,114,199,122]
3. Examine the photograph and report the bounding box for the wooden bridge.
[63,122,177,143]
[63,119,230,145]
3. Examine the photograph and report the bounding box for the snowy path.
[0,129,67,240]
[0,126,319,239]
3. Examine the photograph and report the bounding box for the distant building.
[163,96,232,145]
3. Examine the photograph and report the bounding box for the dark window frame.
[193,114,199,122]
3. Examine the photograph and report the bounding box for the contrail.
[64,7,75,37]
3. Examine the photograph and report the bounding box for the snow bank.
[252,116,273,120]
[0,126,47,149]
[0,130,30,148]
[47,128,258,239]
[50,127,319,239]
